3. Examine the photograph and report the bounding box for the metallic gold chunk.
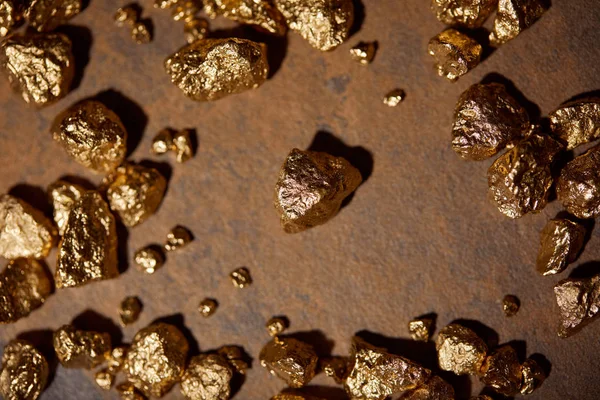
[198,298,218,317]
[55,192,119,288]
[154,0,179,9]
[402,376,455,400]
[204,0,286,35]
[184,17,209,44]
[173,129,194,163]
[48,180,85,235]
[131,21,152,44]
[116,382,145,400]
[25,0,82,32]
[53,325,111,369]
[105,163,167,227]
[0,0,23,37]
[171,0,200,21]
[95,368,115,391]
[134,246,165,274]
[230,267,252,288]
[52,100,127,173]
[436,324,487,375]
[557,145,600,219]
[550,99,600,150]
[217,345,249,374]
[0,340,48,400]
[431,0,496,28]
[490,0,548,46]
[408,317,433,342]
[260,337,318,388]
[428,29,481,82]
[274,149,362,233]
[553,274,600,338]
[345,336,431,400]
[320,356,347,384]
[502,295,520,316]
[180,353,233,400]
[0,259,52,324]
[520,358,545,395]
[120,296,142,326]
[0,32,74,106]
[165,225,193,251]
[114,5,138,26]
[536,218,585,276]
[151,128,175,155]
[488,133,563,219]
[165,38,269,101]
[108,346,128,371]
[0,194,56,260]
[274,0,354,51]
[124,323,189,397]
[383,89,405,107]
[452,83,530,160]
[350,41,377,65]
[479,346,522,396]
[266,316,288,336]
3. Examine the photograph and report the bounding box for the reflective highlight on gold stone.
[266,316,288,336]
[0,194,56,260]
[180,353,233,400]
[230,267,252,288]
[0,340,48,400]
[131,21,152,44]
[95,368,115,391]
[25,0,82,32]
[55,191,119,288]
[274,149,362,233]
[520,358,545,395]
[479,346,522,396]
[1,32,74,106]
[120,296,142,326]
[52,100,127,173]
[0,0,22,37]
[173,129,194,163]
[536,218,585,276]
[350,41,376,65]
[48,180,85,235]
[428,29,481,82]
[116,382,145,400]
[402,376,455,400]
[431,0,496,28]
[217,345,249,374]
[383,89,405,107]
[114,5,138,26]
[436,324,487,375]
[260,336,318,388]
[165,225,193,251]
[152,128,175,155]
[557,145,600,219]
[198,298,218,317]
[550,99,600,150]
[184,17,209,44]
[554,274,600,338]
[502,295,520,316]
[165,38,269,102]
[320,356,347,384]
[134,246,165,274]
[408,317,433,342]
[53,325,111,369]
[204,0,286,35]
[490,0,548,46]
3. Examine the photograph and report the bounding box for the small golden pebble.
[408,317,433,342]
[119,296,143,326]
[383,89,405,107]
[151,128,175,155]
[114,5,138,26]
[173,129,194,163]
[198,298,218,317]
[132,21,152,44]
[502,295,520,317]
[266,316,288,337]
[184,17,209,44]
[134,245,165,274]
[428,29,481,82]
[350,41,377,65]
[165,226,193,251]
[230,267,252,288]
[95,368,115,390]
[116,382,145,400]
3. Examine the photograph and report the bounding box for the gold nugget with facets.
[428,29,481,82]
[0,194,56,260]
[436,324,487,375]
[452,83,530,160]
[554,274,600,338]
[488,133,563,219]
[536,218,586,276]
[260,337,318,388]
[383,89,405,107]
[320,356,347,384]
[274,0,354,51]
[198,298,218,317]
[274,149,362,233]
[266,316,288,336]
[431,0,496,28]
[479,346,522,396]
[502,295,520,316]
[557,145,600,219]
[120,296,142,326]
[152,128,175,155]
[344,337,431,400]
[134,246,165,273]
[204,0,286,35]
[165,38,269,102]
[350,41,377,65]
[53,325,111,369]
[48,180,85,235]
[402,376,455,400]
[53,100,127,173]
[0,340,49,400]
[25,0,82,32]
[490,0,548,46]
[0,258,52,324]
[408,317,434,342]
[550,98,600,150]
[1,32,74,106]
[125,323,189,397]
[0,0,24,37]
[180,353,233,400]
[230,267,252,288]
[165,225,193,251]
[55,192,119,288]
[520,358,545,394]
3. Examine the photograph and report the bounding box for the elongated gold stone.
[536,218,586,276]
[550,99,600,150]
[490,0,548,46]
[48,180,85,235]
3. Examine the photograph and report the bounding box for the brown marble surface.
[1,0,600,399]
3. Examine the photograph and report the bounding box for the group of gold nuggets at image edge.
[0,0,597,399]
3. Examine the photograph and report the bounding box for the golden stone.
[151,128,175,155]
[350,41,377,65]
[184,17,209,44]
[0,0,22,37]
[550,98,600,150]
[119,296,142,326]
[217,345,249,374]
[180,353,233,400]
[0,340,48,400]
[502,295,520,316]
[490,0,548,46]
[108,346,128,371]
[320,356,347,384]
[259,336,318,388]
[479,346,522,396]
[408,317,433,342]
[173,129,194,163]
[204,0,286,35]
[95,368,115,390]
[436,324,487,375]
[557,145,600,219]
[428,29,481,82]
[266,316,288,336]
[114,5,138,26]
[53,325,112,369]
[134,246,165,274]
[383,89,405,107]
[198,298,218,317]
[48,180,85,235]
[25,0,82,32]
[131,21,152,44]
[520,358,545,395]
[536,218,586,276]
[116,382,145,400]
[554,274,600,338]
[165,225,193,251]
[401,376,455,400]
[431,0,496,28]
[230,267,252,288]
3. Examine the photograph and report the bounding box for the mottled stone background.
[1,0,600,399]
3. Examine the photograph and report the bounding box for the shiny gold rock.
[383,89,405,107]
[274,0,354,51]
[198,298,218,317]
[25,0,82,32]
[274,149,362,233]
[488,133,563,219]
[408,317,434,342]
[180,353,233,400]
[490,0,548,46]
[554,274,600,338]
[452,83,530,160]
[95,368,115,391]
[108,346,128,371]
[53,325,111,369]
[132,21,152,44]
[116,382,145,400]
[105,163,167,227]
[114,5,138,26]
[345,336,431,400]
[0,0,23,37]
[217,345,249,374]
[173,129,194,163]
[184,17,209,44]
[125,323,189,397]
[350,41,377,65]
[259,337,318,388]
[230,267,252,288]
[134,246,165,274]
[120,296,142,326]
[557,145,600,219]
[0,258,52,324]
[55,192,119,288]
[428,29,481,82]
[204,0,286,35]
[479,346,522,396]
[502,295,520,316]
[266,316,288,336]
[52,100,127,173]
[1,32,74,106]
[165,38,269,102]
[151,128,175,155]
[165,225,193,251]
[431,0,496,28]
[320,356,347,384]
[48,180,85,235]
[436,324,487,375]
[0,340,48,400]
[0,194,56,260]
[171,0,201,22]
[520,358,545,395]
[536,218,586,276]
[402,376,455,400]
[550,98,600,150]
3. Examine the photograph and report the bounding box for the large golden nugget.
[554,274,600,338]
[428,29,481,82]
[402,376,454,400]
[180,353,233,400]
[550,98,600,150]
[536,218,586,276]
[489,0,548,46]
[436,324,487,375]
[431,0,496,28]
[479,346,522,396]
[0,340,48,400]
[53,325,112,369]
[259,336,318,388]
[204,0,286,35]
[25,0,82,32]
[556,145,600,219]
[47,179,85,235]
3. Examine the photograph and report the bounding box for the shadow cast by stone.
[151,313,200,356]
[568,260,600,279]
[282,386,349,400]
[55,25,92,93]
[284,330,335,359]
[71,309,123,346]
[8,184,52,218]
[451,319,499,348]
[349,0,365,38]
[554,210,595,263]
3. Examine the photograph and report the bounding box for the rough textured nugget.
[436,324,487,375]
[180,353,233,400]
[198,298,218,317]
[135,246,165,274]
[259,337,318,388]
[266,316,288,336]
[48,180,85,235]
[53,325,112,369]
[520,358,545,394]
[428,29,481,82]
[25,0,81,32]
[320,356,347,384]
[479,346,522,396]
[502,295,520,316]
[554,274,600,338]
[550,99,600,150]
[204,0,286,35]
[408,317,434,342]
[401,376,455,400]
[165,225,193,251]
[230,267,252,288]
[557,145,600,219]
[350,41,377,65]
[536,218,586,276]
[119,296,142,325]
[431,0,496,28]
[0,340,48,400]
[490,0,548,46]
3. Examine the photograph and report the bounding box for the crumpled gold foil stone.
[550,98,600,150]
[125,323,189,397]
[520,358,545,395]
[344,336,431,400]
[0,194,57,260]
[0,0,23,37]
[198,298,218,317]
[502,295,520,317]
[274,0,353,51]
[428,29,481,82]
[165,225,193,251]
[436,324,487,375]
[165,38,269,102]
[259,336,318,388]
[53,325,112,369]
[452,83,530,160]
[554,274,600,338]
[490,0,548,46]
[0,32,74,106]
[557,145,600,219]
[408,317,434,342]
[274,149,362,233]
[401,376,455,400]
[119,296,142,326]
[55,191,119,288]
[536,218,586,276]
[350,41,377,65]
[52,100,127,173]
[488,133,563,219]
[48,180,85,235]
[0,258,52,324]
[180,353,233,400]
[0,339,48,400]
[479,345,522,396]
[230,267,252,288]
[204,0,286,35]
[266,316,288,336]
[134,246,165,274]
[431,0,496,28]
[25,0,82,32]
